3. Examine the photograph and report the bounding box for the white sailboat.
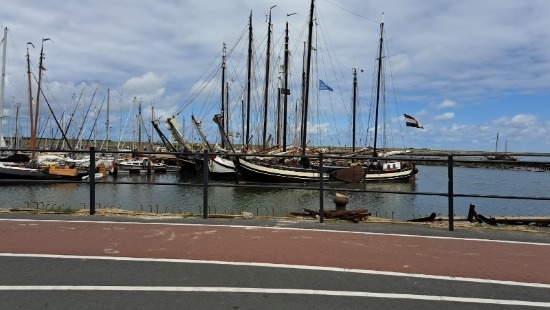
[362,21,418,182]
[328,21,418,183]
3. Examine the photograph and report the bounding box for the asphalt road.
[1,213,549,309]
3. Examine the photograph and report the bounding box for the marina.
[2,3,550,309]
[1,164,549,222]
[0,1,549,227]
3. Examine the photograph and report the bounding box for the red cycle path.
[1,219,549,284]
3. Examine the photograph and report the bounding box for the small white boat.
[114,157,167,174]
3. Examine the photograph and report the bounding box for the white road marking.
[1,253,549,289]
[0,285,548,307]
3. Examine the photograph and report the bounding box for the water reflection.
[230,185,319,217]
[1,165,548,221]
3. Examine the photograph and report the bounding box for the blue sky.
[1,0,549,153]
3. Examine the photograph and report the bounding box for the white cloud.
[121,72,166,99]
[435,99,456,109]
[434,112,455,121]
[493,114,538,127]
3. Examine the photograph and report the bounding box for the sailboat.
[362,22,417,182]
[0,27,29,162]
[329,21,418,183]
[192,43,236,176]
[233,0,330,183]
[0,32,65,180]
[191,113,236,176]
[485,132,517,161]
[150,117,200,172]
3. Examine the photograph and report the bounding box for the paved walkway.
[1,214,549,285]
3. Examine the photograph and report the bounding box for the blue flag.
[319,79,333,92]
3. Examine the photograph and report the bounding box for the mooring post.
[467,204,476,222]
[89,147,96,215]
[202,150,209,219]
[318,152,324,223]
[448,155,454,231]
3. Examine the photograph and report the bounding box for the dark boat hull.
[234,158,329,184]
[325,162,418,183]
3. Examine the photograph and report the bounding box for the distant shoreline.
[412,159,550,171]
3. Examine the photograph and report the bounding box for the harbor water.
[1,165,549,221]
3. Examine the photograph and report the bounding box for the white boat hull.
[115,157,167,174]
[208,156,235,174]
[364,166,416,182]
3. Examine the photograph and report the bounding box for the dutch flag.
[404,114,423,129]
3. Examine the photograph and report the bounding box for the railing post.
[89,147,96,215]
[448,155,454,231]
[202,150,209,219]
[318,152,324,223]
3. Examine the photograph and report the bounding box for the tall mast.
[372,22,384,157]
[26,42,34,155]
[262,5,276,150]
[0,27,7,148]
[105,88,110,150]
[276,76,281,148]
[241,88,245,147]
[245,11,253,150]
[117,95,122,151]
[15,103,20,149]
[138,99,142,151]
[76,82,88,150]
[150,100,154,151]
[282,20,290,151]
[221,43,226,149]
[495,132,499,154]
[32,38,52,155]
[352,68,357,152]
[225,82,230,142]
[300,0,315,165]
[131,96,136,150]
[299,41,306,146]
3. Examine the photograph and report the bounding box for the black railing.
[1,147,549,231]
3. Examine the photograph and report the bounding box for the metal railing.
[2,147,549,231]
